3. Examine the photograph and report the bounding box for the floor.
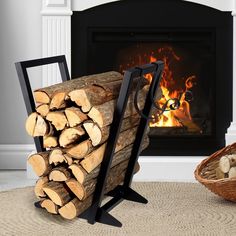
[0,170,35,191]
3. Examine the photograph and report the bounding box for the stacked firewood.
[201,154,236,180]
[26,71,150,220]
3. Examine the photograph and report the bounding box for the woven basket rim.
[195,142,236,183]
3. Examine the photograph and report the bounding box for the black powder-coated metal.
[15,55,70,152]
[79,61,163,227]
[15,56,163,227]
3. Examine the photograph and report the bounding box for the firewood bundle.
[202,154,236,180]
[26,71,150,220]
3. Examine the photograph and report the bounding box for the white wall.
[0,0,41,168]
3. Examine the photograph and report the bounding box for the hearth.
[71,0,233,155]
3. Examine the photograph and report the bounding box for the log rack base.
[16,56,163,227]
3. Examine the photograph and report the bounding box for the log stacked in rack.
[26,71,150,220]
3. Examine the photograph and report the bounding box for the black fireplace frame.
[71,0,233,156]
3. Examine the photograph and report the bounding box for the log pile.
[201,154,236,180]
[26,71,150,219]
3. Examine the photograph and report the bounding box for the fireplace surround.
[70,0,232,156]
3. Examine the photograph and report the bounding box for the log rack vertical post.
[15,56,164,228]
[15,55,70,152]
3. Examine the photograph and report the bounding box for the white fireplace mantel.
[32,0,236,181]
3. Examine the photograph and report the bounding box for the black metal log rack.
[15,55,164,227]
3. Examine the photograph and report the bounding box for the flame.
[145,47,197,128]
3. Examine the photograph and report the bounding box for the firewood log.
[59,126,85,147]
[49,167,71,181]
[43,182,71,206]
[40,198,58,214]
[58,162,139,220]
[65,139,93,160]
[64,154,73,165]
[25,112,49,137]
[34,176,49,198]
[69,137,149,184]
[80,126,142,173]
[229,167,236,178]
[34,71,122,108]
[215,167,225,179]
[65,107,88,127]
[43,136,58,148]
[36,104,50,117]
[219,156,231,173]
[46,111,68,131]
[87,89,146,128]
[49,149,66,166]
[66,159,130,200]
[28,152,51,177]
[83,115,140,146]
[68,76,148,113]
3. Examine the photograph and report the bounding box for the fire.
[144,47,197,128]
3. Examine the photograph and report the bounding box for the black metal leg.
[96,208,122,227]
[123,187,148,204]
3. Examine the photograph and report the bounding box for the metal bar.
[123,61,164,188]
[87,68,141,224]
[102,196,124,212]
[58,57,70,82]
[15,55,70,153]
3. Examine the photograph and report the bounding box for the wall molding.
[134,156,204,182]
[26,154,204,181]
[0,145,35,170]
[72,0,234,12]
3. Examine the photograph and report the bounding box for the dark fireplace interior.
[71,0,233,156]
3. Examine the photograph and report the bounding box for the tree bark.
[87,88,147,128]
[58,162,139,220]
[66,159,130,200]
[69,137,149,184]
[43,182,71,206]
[65,139,93,160]
[68,77,148,113]
[34,71,122,107]
[83,115,140,146]
[34,176,49,198]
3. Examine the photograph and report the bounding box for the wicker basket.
[195,142,236,202]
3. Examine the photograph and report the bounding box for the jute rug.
[0,182,236,236]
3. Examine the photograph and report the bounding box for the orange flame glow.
[145,47,197,128]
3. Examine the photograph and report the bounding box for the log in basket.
[15,55,164,227]
[195,142,236,202]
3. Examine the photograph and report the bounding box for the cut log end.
[59,126,85,147]
[46,111,68,131]
[66,140,93,159]
[43,182,70,206]
[40,199,58,214]
[49,167,71,182]
[28,152,50,177]
[65,107,88,127]
[50,92,66,110]
[34,91,50,104]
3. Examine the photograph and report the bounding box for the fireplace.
[71,0,233,156]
